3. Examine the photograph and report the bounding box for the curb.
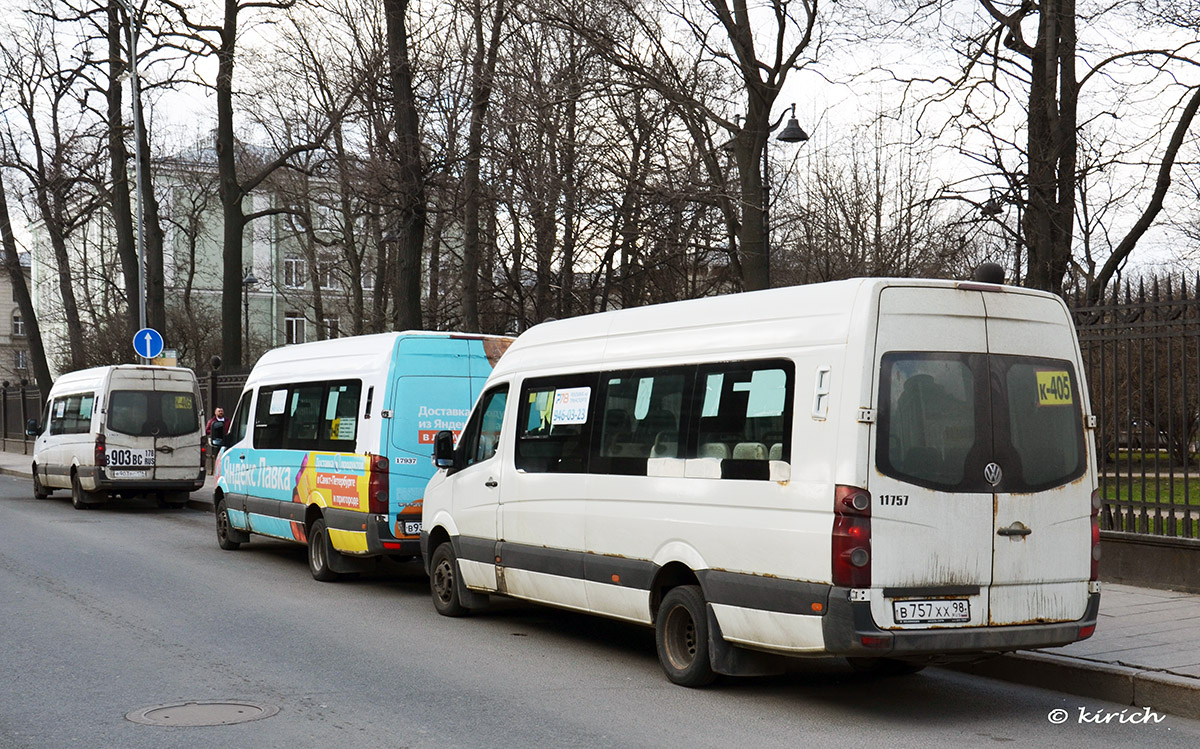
[947,651,1200,721]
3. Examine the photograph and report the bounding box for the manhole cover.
[125,701,278,726]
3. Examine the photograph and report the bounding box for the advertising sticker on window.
[551,387,591,425]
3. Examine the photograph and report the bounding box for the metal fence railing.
[1072,275,1200,539]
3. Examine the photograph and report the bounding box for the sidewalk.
[2,447,1197,718]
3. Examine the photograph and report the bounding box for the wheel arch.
[649,562,702,625]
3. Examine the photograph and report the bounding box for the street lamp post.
[762,103,809,286]
[115,0,147,346]
[242,268,257,365]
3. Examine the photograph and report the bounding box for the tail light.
[367,453,389,515]
[1090,488,1102,581]
[832,485,871,588]
[94,434,106,467]
[200,441,207,467]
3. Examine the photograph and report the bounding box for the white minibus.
[421,275,1101,686]
[214,332,510,581]
[28,364,206,509]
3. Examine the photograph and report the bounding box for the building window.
[318,257,339,290]
[283,257,307,289]
[15,350,28,371]
[13,313,25,337]
[285,314,306,345]
[362,266,375,291]
[323,316,339,339]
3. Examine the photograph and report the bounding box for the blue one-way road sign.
[133,327,165,360]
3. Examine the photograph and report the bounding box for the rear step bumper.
[822,587,1101,656]
[78,466,205,493]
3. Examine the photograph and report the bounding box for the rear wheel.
[655,585,716,687]
[307,518,340,582]
[215,499,241,551]
[32,468,51,500]
[430,542,467,617]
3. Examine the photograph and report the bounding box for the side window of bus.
[461,386,509,468]
[695,361,794,480]
[228,392,251,445]
[255,387,287,449]
[49,397,67,435]
[516,375,595,473]
[50,394,94,435]
[594,369,690,475]
[254,381,362,452]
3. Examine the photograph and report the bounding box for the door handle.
[997,522,1032,537]
[485,478,498,488]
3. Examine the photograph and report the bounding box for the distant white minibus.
[421,276,1102,686]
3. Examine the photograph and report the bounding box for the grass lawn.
[1100,476,1200,506]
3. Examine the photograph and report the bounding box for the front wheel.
[655,585,716,687]
[215,499,241,551]
[32,468,51,500]
[307,518,340,582]
[430,542,467,617]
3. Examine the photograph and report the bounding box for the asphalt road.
[3,475,1199,749]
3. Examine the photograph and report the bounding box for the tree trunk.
[384,0,425,331]
[1022,0,1077,295]
[0,176,53,396]
[106,2,139,336]
[135,95,167,333]
[216,0,247,365]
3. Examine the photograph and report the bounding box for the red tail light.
[1090,488,1102,581]
[832,485,871,588]
[200,441,207,467]
[367,453,389,515]
[94,434,106,467]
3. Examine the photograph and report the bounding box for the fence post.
[18,379,28,455]
[1,381,8,452]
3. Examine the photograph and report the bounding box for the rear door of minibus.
[868,286,1091,630]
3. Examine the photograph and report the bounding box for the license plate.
[110,469,149,479]
[893,598,971,624]
[107,448,156,467]
[403,520,422,535]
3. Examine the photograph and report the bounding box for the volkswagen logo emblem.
[984,462,1003,486]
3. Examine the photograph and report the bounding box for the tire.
[215,499,241,551]
[655,585,716,687]
[307,518,340,582]
[32,468,51,500]
[430,542,467,617]
[71,473,99,510]
[846,657,926,677]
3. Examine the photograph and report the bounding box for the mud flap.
[458,582,489,611]
[327,550,377,575]
[706,604,785,677]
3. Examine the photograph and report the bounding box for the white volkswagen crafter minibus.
[421,276,1102,686]
[28,364,206,509]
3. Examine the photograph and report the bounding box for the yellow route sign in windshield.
[1036,370,1073,406]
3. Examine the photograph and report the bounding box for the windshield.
[108,390,199,437]
[877,353,1086,493]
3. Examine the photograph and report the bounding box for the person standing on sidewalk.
[205,407,226,472]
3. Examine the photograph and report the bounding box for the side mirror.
[25,418,39,437]
[433,430,456,469]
